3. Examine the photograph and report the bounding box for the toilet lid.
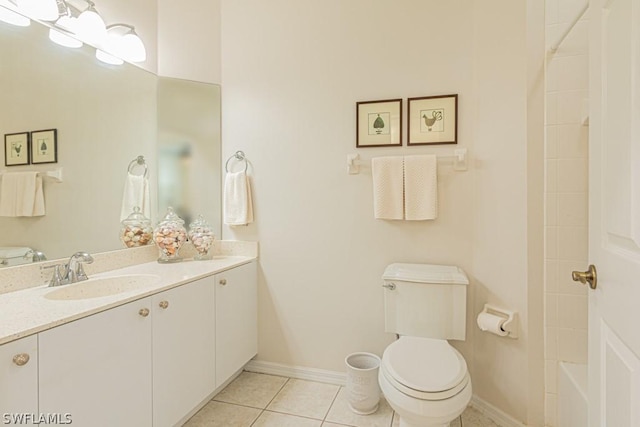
[382,337,467,393]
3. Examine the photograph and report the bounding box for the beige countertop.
[0,256,255,346]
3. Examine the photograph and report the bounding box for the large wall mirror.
[0,20,221,264]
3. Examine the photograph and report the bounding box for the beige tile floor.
[185,371,502,427]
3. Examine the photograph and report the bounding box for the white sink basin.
[44,275,160,301]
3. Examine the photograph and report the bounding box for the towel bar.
[0,168,63,183]
[225,151,249,173]
[127,155,148,178]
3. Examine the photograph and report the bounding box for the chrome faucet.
[48,252,94,287]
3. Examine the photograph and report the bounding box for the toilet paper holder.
[478,304,518,339]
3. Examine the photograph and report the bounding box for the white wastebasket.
[344,352,381,415]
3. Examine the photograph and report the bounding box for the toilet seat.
[381,336,469,401]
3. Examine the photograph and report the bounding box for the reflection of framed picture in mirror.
[4,132,30,166]
[408,94,457,145]
[356,99,402,147]
[30,129,57,164]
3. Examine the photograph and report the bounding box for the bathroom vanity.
[0,253,257,427]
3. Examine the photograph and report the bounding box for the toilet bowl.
[378,336,472,427]
[380,263,472,427]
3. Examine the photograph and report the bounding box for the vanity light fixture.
[74,0,106,45]
[95,48,123,65]
[15,0,58,21]
[48,0,82,48]
[102,23,146,63]
[0,0,30,26]
[49,27,82,47]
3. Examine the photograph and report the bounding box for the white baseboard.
[470,395,527,427]
[245,360,527,427]
[244,359,347,386]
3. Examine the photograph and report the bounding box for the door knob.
[571,264,597,290]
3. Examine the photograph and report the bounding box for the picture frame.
[356,99,402,148]
[4,132,30,166]
[30,129,57,164]
[408,94,458,145]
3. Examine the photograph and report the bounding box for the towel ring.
[225,151,248,173]
[127,155,148,178]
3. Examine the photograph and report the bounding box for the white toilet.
[378,263,472,427]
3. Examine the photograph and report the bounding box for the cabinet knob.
[219,278,227,286]
[12,353,30,366]
[159,300,169,309]
[139,308,150,317]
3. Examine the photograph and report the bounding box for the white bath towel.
[404,154,438,220]
[120,173,150,221]
[372,156,404,220]
[224,171,254,226]
[0,171,45,217]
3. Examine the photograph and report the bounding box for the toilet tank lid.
[383,263,469,285]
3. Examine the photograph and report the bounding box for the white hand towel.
[120,173,151,221]
[372,156,404,220]
[224,171,254,226]
[404,154,438,220]
[0,171,45,217]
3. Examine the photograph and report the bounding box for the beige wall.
[544,0,590,425]
[221,0,544,423]
[157,0,221,83]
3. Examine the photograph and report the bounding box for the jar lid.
[160,206,185,225]
[121,206,150,226]
[189,214,211,230]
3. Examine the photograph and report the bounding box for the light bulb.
[75,4,106,45]
[118,32,146,62]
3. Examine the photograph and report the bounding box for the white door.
[588,0,640,425]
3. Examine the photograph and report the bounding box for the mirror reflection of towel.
[224,171,254,226]
[0,172,45,217]
[120,173,150,221]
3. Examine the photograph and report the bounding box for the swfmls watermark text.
[2,413,72,425]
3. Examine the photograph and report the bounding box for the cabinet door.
[0,335,38,423]
[39,298,153,427]
[152,276,215,427]
[215,262,257,387]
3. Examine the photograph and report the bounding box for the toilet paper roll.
[476,312,509,337]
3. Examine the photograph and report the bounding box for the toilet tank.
[383,263,469,341]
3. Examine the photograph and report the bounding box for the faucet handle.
[45,264,63,287]
[76,263,89,281]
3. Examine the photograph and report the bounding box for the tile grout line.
[249,376,291,427]
[321,385,343,425]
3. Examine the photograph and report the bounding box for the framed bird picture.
[356,99,402,148]
[408,94,458,145]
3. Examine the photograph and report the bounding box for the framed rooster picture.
[408,94,457,145]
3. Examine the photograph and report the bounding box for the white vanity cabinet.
[39,298,153,427]
[0,335,38,420]
[215,261,258,388]
[2,259,257,427]
[152,276,215,427]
